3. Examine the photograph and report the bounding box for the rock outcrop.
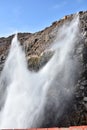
[0,11,87,127]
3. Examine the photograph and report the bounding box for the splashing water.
[0,16,80,128]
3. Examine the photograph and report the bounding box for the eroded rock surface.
[0,11,87,127]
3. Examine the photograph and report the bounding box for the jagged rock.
[83,103,87,109]
[80,86,84,90]
[39,50,54,68]
[0,11,87,127]
[27,50,54,71]
[27,55,40,71]
[83,97,87,102]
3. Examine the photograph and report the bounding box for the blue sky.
[0,0,87,37]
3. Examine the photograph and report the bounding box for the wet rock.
[27,55,40,71]
[27,50,54,71]
[0,11,87,127]
[0,54,6,61]
[39,50,54,68]
[81,80,87,86]
[83,103,87,109]
[80,86,84,90]
[83,97,87,102]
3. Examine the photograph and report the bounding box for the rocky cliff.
[0,11,87,127]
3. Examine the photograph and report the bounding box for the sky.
[0,0,87,37]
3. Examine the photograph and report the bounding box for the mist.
[0,15,80,128]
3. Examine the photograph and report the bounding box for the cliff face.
[0,11,87,127]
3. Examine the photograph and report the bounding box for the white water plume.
[0,15,80,128]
